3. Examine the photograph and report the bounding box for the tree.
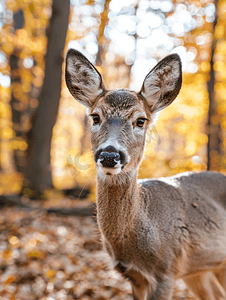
[10,9,25,172]
[24,0,70,192]
[207,0,225,171]
[96,0,111,66]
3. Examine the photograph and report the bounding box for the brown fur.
[65,49,226,300]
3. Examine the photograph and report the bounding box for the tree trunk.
[96,0,111,66]
[7,10,25,172]
[207,0,221,170]
[125,4,138,89]
[25,0,70,191]
[10,53,27,172]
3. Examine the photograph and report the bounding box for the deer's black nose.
[95,146,126,168]
[99,152,120,168]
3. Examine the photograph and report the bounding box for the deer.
[65,49,226,300]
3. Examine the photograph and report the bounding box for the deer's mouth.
[97,165,122,176]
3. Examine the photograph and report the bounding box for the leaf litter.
[0,201,196,300]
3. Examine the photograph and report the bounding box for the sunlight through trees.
[0,0,226,195]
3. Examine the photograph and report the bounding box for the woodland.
[0,0,226,299]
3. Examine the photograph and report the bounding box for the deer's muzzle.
[99,152,120,168]
[95,145,126,174]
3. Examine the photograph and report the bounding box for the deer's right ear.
[65,49,106,108]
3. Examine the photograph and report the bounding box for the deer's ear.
[65,49,106,107]
[139,54,182,112]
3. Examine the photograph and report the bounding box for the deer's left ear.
[139,54,182,113]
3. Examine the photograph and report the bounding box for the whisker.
[75,170,96,203]
[102,181,109,217]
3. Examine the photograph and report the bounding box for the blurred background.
[0,0,226,199]
[1,1,226,299]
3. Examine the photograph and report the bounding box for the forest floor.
[0,197,196,300]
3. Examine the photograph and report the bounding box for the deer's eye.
[91,114,100,125]
[136,118,146,128]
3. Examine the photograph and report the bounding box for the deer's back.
[139,171,226,217]
[137,171,226,277]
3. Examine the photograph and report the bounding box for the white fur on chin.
[97,166,122,176]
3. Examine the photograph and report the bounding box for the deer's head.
[65,49,182,180]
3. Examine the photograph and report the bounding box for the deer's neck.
[96,172,139,242]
